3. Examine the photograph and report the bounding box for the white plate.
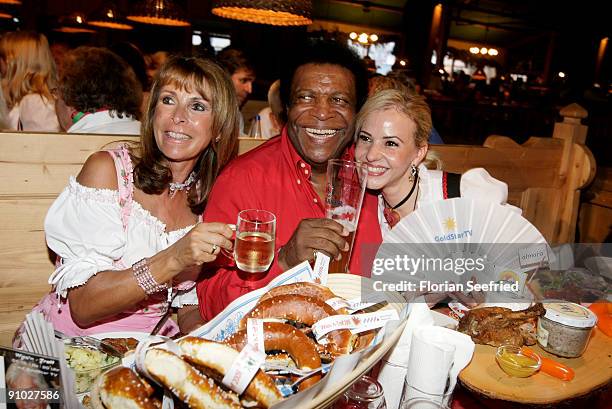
[91,331,149,341]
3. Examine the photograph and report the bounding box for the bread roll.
[99,366,160,409]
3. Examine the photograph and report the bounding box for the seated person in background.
[13,56,239,345]
[0,31,60,132]
[368,74,444,144]
[354,89,513,305]
[216,48,256,134]
[146,51,170,85]
[55,47,142,135]
[196,40,382,322]
[258,79,285,139]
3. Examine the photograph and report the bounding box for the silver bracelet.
[133,258,167,296]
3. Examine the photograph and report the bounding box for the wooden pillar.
[552,103,595,243]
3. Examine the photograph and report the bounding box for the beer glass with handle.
[224,209,276,273]
[325,159,368,274]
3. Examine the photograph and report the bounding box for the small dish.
[64,341,121,393]
[495,345,541,378]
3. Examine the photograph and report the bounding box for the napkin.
[404,326,474,405]
[376,302,433,409]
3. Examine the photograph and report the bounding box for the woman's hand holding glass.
[166,222,234,273]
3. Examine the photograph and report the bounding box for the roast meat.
[457,303,546,347]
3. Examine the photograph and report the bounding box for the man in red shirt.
[196,40,382,322]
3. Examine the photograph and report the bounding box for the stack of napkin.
[377,302,475,409]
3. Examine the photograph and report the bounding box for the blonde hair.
[0,31,57,109]
[355,89,440,168]
[355,89,432,147]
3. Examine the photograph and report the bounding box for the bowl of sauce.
[495,345,541,378]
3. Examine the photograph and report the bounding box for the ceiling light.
[54,12,96,34]
[480,47,487,54]
[89,3,133,30]
[349,32,357,40]
[399,60,406,66]
[127,0,190,27]
[488,48,498,56]
[369,34,378,42]
[469,47,479,54]
[212,0,312,26]
[558,72,566,78]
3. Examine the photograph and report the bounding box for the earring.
[214,136,220,143]
[409,163,418,182]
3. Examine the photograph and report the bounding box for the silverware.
[150,309,172,336]
[56,330,124,358]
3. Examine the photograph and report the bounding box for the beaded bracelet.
[133,258,167,296]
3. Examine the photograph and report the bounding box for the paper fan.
[374,198,551,300]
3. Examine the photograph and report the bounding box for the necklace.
[168,171,197,198]
[383,175,419,228]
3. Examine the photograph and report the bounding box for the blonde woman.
[355,90,514,306]
[0,31,60,131]
[355,89,512,234]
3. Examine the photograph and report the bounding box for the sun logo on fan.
[443,217,457,231]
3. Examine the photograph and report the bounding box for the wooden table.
[459,328,612,406]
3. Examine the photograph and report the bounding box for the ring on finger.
[211,244,218,254]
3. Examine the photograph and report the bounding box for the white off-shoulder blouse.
[21,146,199,338]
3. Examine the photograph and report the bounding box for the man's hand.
[278,218,349,270]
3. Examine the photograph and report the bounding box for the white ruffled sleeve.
[460,168,522,214]
[45,177,126,298]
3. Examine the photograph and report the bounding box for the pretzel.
[144,348,240,409]
[225,322,322,391]
[100,366,160,409]
[177,336,282,408]
[241,294,356,354]
[259,282,349,314]
[259,282,337,303]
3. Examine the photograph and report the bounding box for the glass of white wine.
[231,209,276,273]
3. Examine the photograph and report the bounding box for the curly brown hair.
[59,46,142,119]
[133,56,239,214]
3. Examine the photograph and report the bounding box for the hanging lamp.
[89,3,133,30]
[211,0,312,26]
[54,12,96,34]
[127,0,190,27]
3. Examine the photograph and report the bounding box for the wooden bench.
[0,103,595,346]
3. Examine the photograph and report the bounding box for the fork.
[55,330,124,358]
[264,363,323,377]
[264,363,324,391]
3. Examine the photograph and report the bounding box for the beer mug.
[325,159,368,274]
[223,209,276,273]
